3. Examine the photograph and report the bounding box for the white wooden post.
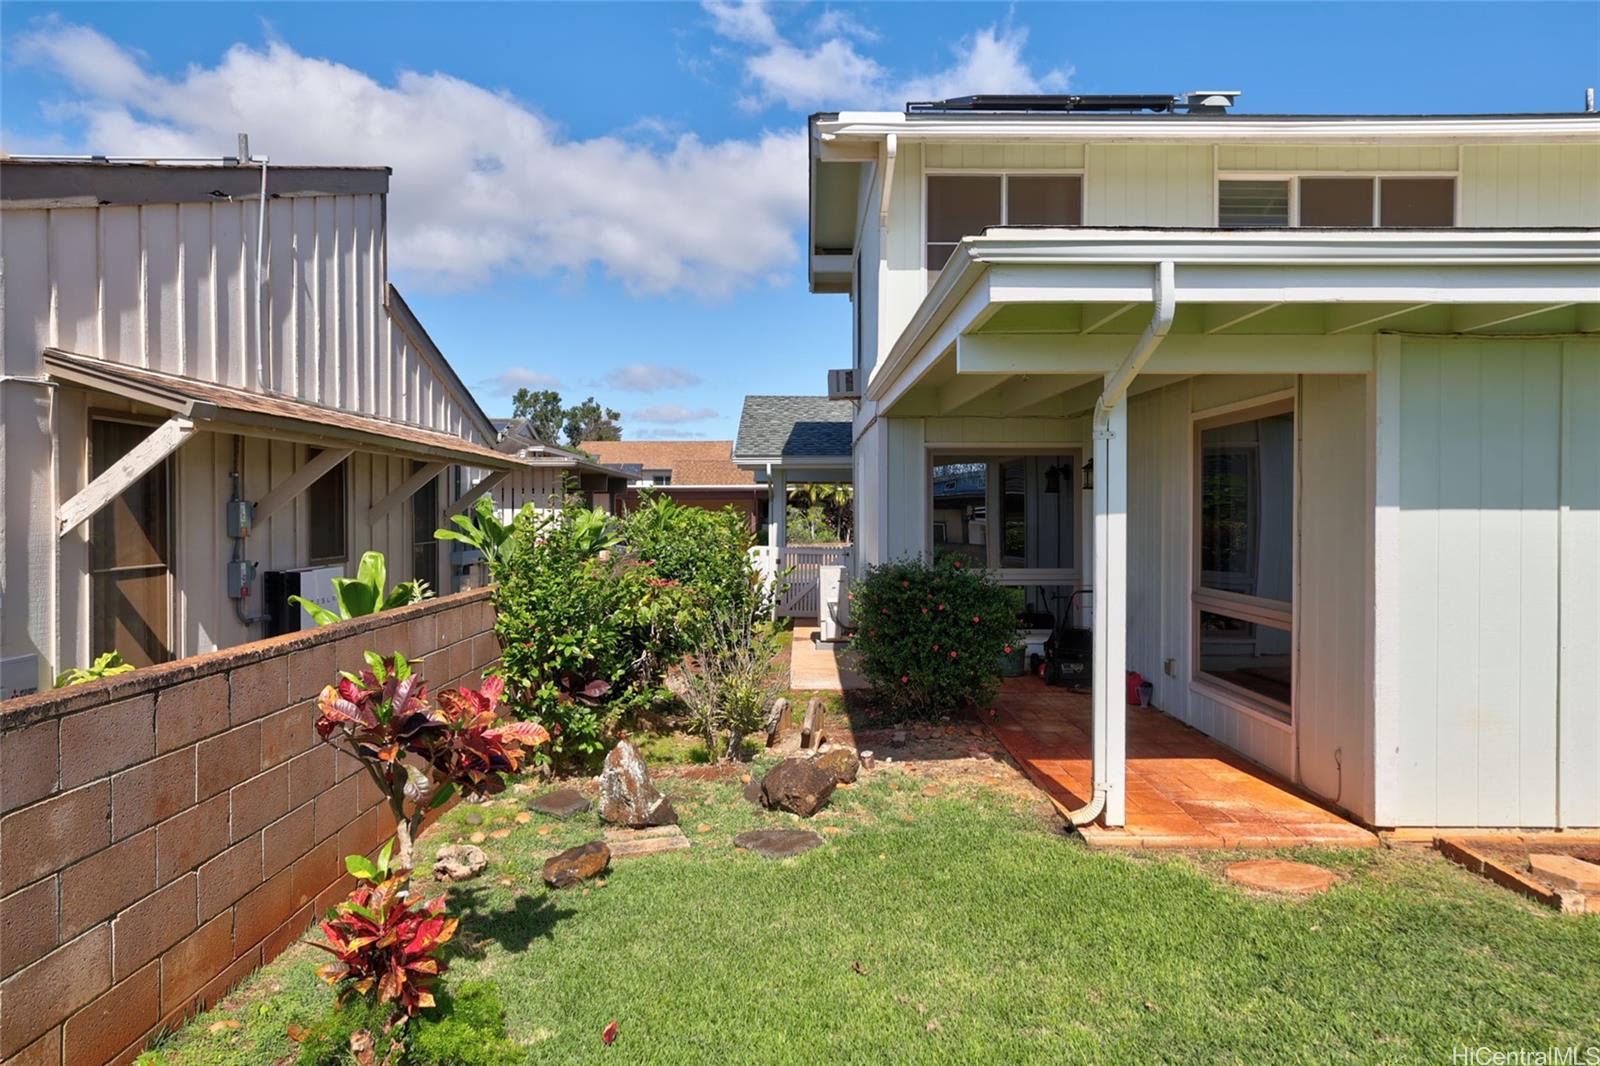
[768,468,788,550]
[1092,400,1128,827]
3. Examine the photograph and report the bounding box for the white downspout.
[253,154,269,392]
[1068,259,1177,827]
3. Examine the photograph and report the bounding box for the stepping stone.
[734,829,825,858]
[528,788,592,819]
[1529,853,1600,892]
[603,824,691,858]
[1225,858,1339,895]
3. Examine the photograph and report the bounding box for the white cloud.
[635,427,710,440]
[604,362,702,392]
[630,403,718,424]
[10,22,808,297]
[706,2,1071,112]
[477,367,561,394]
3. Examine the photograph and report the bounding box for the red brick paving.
[986,676,1376,849]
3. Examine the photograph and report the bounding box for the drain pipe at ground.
[1069,259,1176,827]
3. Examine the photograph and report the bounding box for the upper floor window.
[1218,176,1455,229]
[926,174,1083,271]
[307,449,348,566]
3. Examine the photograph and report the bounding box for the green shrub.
[849,556,1020,717]
[54,650,137,687]
[294,981,517,1066]
[620,493,765,650]
[492,500,693,769]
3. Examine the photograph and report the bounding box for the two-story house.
[808,93,1600,834]
[0,156,617,694]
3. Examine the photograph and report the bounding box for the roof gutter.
[1071,259,1176,828]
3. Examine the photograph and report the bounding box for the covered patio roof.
[733,394,854,482]
[870,228,1600,416]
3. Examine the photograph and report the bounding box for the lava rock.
[759,757,837,818]
[734,828,825,858]
[432,844,488,883]
[528,788,592,819]
[813,745,861,784]
[597,740,678,827]
[743,776,764,804]
[543,841,611,888]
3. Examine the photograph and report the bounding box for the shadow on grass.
[447,883,571,960]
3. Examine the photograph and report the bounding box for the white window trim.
[1189,394,1297,722]
[925,444,1086,585]
[1215,171,1460,228]
[922,168,1087,284]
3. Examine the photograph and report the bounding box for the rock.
[734,828,825,858]
[1529,853,1600,892]
[759,757,837,818]
[766,698,790,747]
[1225,859,1339,895]
[464,811,484,827]
[528,788,592,819]
[604,825,691,857]
[433,844,488,883]
[812,745,861,785]
[743,776,764,804]
[543,841,610,888]
[597,741,678,827]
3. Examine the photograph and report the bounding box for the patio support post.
[1092,402,1129,827]
[768,467,788,550]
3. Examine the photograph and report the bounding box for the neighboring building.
[807,93,1600,831]
[0,157,530,693]
[490,419,633,516]
[732,395,853,547]
[579,440,768,530]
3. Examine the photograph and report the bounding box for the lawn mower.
[1039,588,1093,690]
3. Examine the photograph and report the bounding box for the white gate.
[776,545,851,618]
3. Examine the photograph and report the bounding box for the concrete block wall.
[0,588,500,1066]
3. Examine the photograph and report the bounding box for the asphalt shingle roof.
[734,395,854,460]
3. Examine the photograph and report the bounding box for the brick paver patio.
[987,676,1377,849]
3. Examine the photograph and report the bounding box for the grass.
[140,760,1599,1065]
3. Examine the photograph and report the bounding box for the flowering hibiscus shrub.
[492,501,694,769]
[314,653,547,872]
[620,493,769,651]
[849,556,1021,717]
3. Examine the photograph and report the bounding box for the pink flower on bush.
[952,560,962,569]
[972,616,980,624]
[933,644,940,652]
[938,603,946,611]
[1003,645,1013,654]
[921,607,929,614]
[949,650,959,659]
[901,675,909,684]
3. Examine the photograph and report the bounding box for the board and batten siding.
[1385,337,1599,828]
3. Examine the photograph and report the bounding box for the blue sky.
[4,1,1597,437]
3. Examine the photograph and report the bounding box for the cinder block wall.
[0,588,501,1066]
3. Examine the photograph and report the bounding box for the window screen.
[1380,178,1455,227]
[307,450,348,565]
[1299,177,1374,227]
[926,175,1002,270]
[1218,180,1290,227]
[1006,176,1082,227]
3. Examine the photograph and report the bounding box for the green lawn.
[141,763,1599,1064]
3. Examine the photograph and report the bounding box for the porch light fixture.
[1080,459,1093,491]
[1043,464,1068,494]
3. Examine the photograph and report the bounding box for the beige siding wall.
[1216,145,1459,172]
[1458,144,1600,226]
[1084,144,1213,226]
[1387,337,1599,828]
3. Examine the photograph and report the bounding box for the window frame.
[305,448,349,567]
[1189,394,1297,721]
[922,168,1086,282]
[1215,171,1460,229]
[87,411,177,667]
[925,445,1085,586]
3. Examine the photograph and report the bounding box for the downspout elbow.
[1092,259,1176,434]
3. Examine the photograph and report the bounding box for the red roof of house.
[581,440,756,486]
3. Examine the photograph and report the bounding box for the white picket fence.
[750,544,851,618]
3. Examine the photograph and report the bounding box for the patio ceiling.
[872,229,1600,417]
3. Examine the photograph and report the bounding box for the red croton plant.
[309,652,547,1018]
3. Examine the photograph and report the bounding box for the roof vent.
[1183,91,1241,114]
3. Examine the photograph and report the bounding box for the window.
[930,453,1077,573]
[926,174,1082,271]
[1194,401,1294,713]
[410,461,439,593]
[90,418,174,667]
[307,449,347,565]
[1219,176,1455,229]
[651,473,672,486]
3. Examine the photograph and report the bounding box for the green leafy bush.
[620,493,765,650]
[293,981,516,1066]
[54,650,137,687]
[849,556,1020,717]
[492,501,692,769]
[678,598,786,761]
[434,496,527,582]
[291,551,431,626]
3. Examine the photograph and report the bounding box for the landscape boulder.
[432,844,488,883]
[759,757,837,817]
[813,745,861,784]
[597,740,678,827]
[543,841,611,888]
